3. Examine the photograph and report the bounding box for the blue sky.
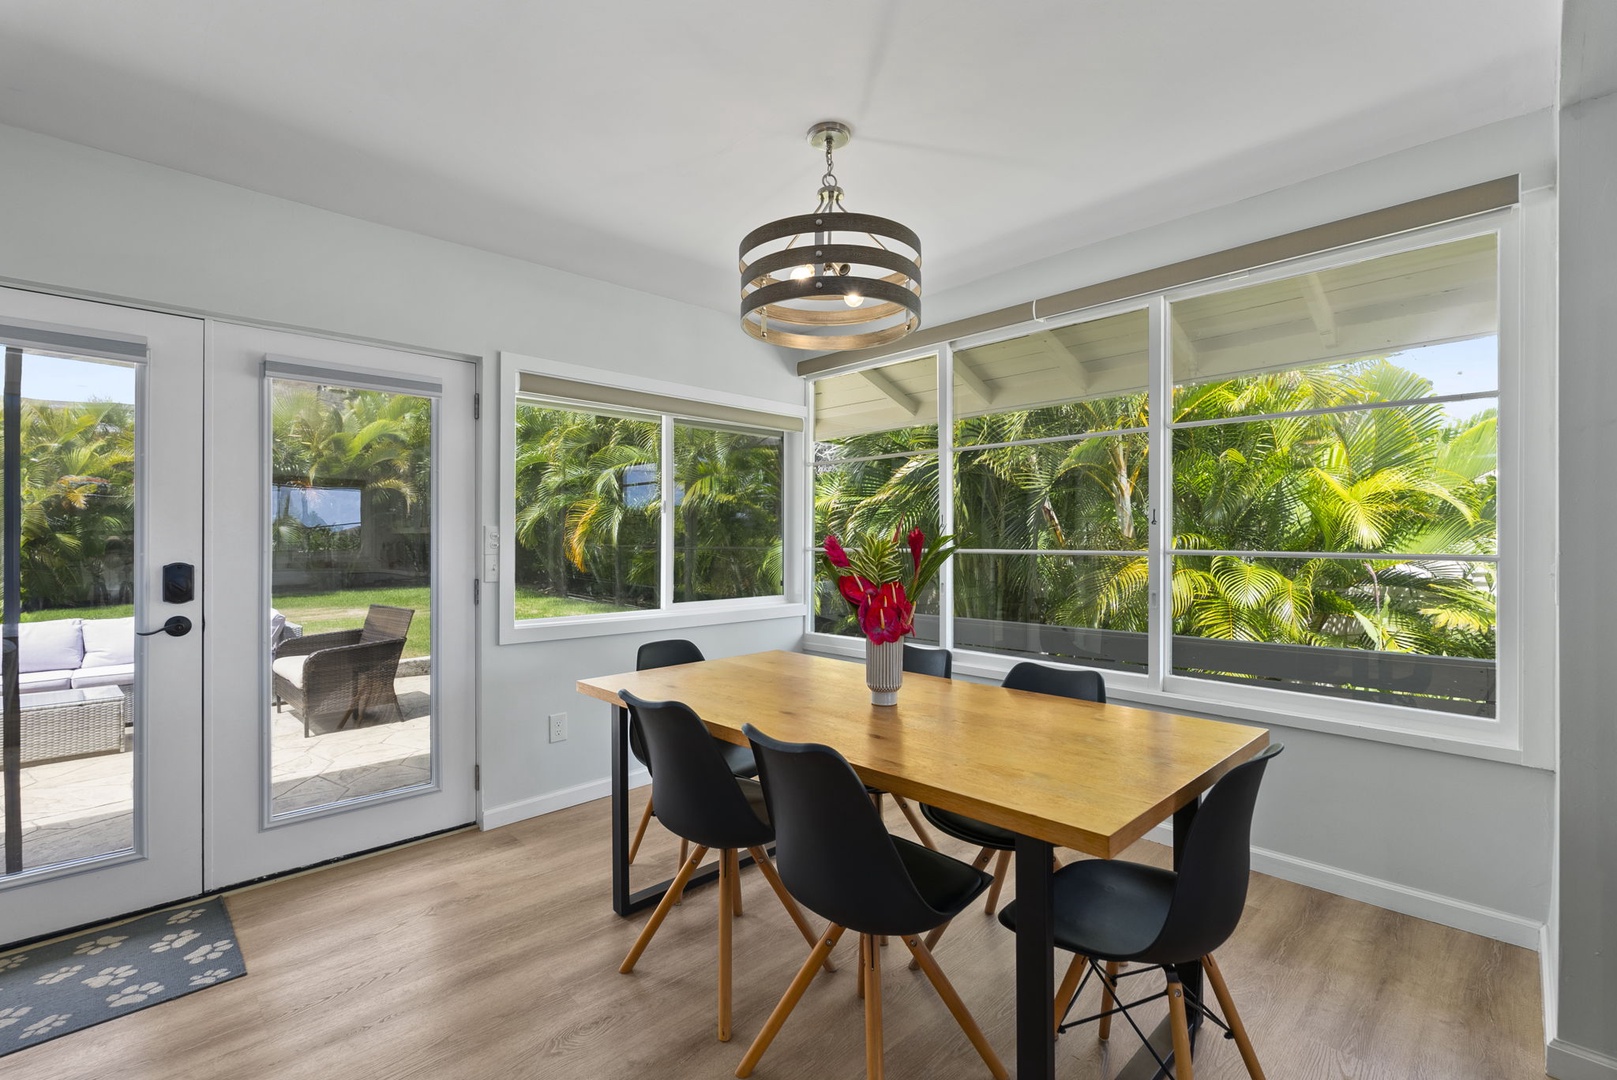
[21,353,136,404]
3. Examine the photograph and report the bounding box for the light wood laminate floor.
[1,793,1546,1079]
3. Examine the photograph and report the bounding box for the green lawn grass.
[21,586,627,659]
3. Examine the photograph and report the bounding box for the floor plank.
[0,792,1547,1079]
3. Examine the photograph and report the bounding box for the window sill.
[501,599,807,645]
[799,632,1548,769]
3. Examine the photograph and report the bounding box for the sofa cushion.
[81,617,135,668]
[17,620,84,673]
[19,669,75,693]
[271,655,307,690]
[72,664,135,690]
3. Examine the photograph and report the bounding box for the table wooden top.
[578,650,1269,859]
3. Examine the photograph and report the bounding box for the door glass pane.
[2,350,138,876]
[268,378,434,816]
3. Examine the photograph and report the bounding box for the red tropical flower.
[858,582,913,644]
[824,534,851,569]
[821,525,957,644]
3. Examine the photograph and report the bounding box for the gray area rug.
[0,898,245,1055]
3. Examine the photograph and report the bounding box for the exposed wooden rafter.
[1033,330,1090,392]
[861,368,920,415]
[953,355,998,405]
[1300,272,1339,346]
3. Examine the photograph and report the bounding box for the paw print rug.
[0,898,244,1056]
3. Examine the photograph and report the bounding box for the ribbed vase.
[865,637,904,706]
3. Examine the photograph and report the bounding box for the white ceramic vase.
[865,637,904,706]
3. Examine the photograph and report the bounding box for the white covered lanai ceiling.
[0,1,1560,319]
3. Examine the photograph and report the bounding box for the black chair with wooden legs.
[626,640,758,870]
[864,643,953,850]
[617,692,833,1043]
[998,743,1283,1080]
[736,724,1008,1080]
[916,661,1105,951]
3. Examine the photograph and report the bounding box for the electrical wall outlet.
[548,712,568,743]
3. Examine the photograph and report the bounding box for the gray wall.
[1552,1,1617,1074]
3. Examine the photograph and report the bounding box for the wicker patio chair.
[271,604,414,737]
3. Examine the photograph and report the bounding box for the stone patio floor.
[0,675,432,871]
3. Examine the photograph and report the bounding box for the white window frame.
[802,203,1555,766]
[498,352,806,644]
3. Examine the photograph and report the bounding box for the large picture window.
[807,224,1520,736]
[509,370,794,626]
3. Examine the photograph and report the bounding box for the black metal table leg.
[1015,834,1056,1080]
[609,702,769,918]
[1171,796,1204,1045]
[611,704,632,915]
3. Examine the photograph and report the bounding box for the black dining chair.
[617,692,833,1044]
[997,743,1283,1080]
[735,724,1008,1080]
[866,643,954,850]
[627,640,759,872]
[917,660,1106,947]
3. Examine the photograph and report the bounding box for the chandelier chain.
[821,134,838,190]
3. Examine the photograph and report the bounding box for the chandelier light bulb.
[790,264,814,280]
[844,292,864,308]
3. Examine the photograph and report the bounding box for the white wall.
[812,110,1561,946]
[0,118,806,831]
[1551,2,1617,1075]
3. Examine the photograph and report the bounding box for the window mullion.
[660,414,675,608]
[937,343,955,652]
[1147,297,1171,691]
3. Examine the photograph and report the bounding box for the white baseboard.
[1547,1040,1617,1080]
[479,769,649,831]
[1144,824,1543,949]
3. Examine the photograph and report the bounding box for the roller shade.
[0,318,146,362]
[519,373,804,433]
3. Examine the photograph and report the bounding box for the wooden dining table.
[577,649,1269,1080]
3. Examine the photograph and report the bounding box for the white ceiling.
[0,1,1560,318]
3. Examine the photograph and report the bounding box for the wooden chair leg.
[983,849,1013,915]
[1204,953,1266,1080]
[864,934,884,1080]
[730,848,744,917]
[747,847,836,972]
[620,844,709,973]
[892,796,937,849]
[736,924,847,1079]
[1166,975,1194,1080]
[718,848,733,1042]
[628,797,655,865]
[1098,959,1120,1040]
[1054,953,1086,1035]
[901,935,1009,1080]
[857,935,866,999]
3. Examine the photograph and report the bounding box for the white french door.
[0,287,204,944]
[202,324,476,888]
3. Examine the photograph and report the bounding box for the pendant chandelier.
[739,121,921,351]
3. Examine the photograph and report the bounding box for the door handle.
[137,616,192,638]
